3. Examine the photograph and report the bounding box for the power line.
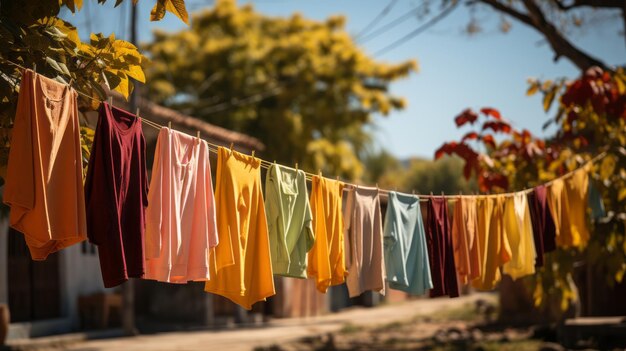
[358,2,428,44]
[374,2,459,57]
[354,0,399,40]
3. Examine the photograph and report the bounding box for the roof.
[107,94,264,152]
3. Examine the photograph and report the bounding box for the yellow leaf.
[543,86,557,112]
[124,65,146,83]
[165,0,190,25]
[600,155,616,181]
[618,188,626,201]
[526,82,539,96]
[151,0,167,22]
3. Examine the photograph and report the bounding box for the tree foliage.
[0,0,193,180]
[144,0,417,180]
[435,67,626,314]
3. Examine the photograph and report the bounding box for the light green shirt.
[265,164,314,278]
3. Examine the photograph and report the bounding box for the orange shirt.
[204,147,274,309]
[4,69,86,260]
[307,176,346,293]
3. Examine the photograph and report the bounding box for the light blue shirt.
[383,191,433,295]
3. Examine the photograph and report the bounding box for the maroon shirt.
[85,102,148,288]
[426,197,459,298]
[527,185,557,267]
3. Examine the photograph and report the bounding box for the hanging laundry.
[426,197,459,298]
[265,163,314,278]
[564,167,591,248]
[204,147,274,309]
[502,194,536,280]
[451,197,481,285]
[144,128,217,283]
[472,196,511,290]
[588,179,606,220]
[547,178,580,248]
[527,185,557,267]
[383,192,432,295]
[343,186,385,298]
[307,175,347,293]
[4,69,86,260]
[85,103,148,288]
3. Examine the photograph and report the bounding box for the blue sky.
[64,0,625,159]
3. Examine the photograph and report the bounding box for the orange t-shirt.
[4,69,86,260]
[204,147,275,309]
[307,175,346,293]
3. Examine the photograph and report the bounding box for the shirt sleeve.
[4,69,35,221]
[145,129,165,259]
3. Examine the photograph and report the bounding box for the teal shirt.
[383,192,433,295]
[265,164,314,278]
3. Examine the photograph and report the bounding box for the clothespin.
[376,183,379,189]
[229,142,234,154]
[136,108,140,118]
[33,63,37,73]
[412,189,416,195]
[197,130,201,138]
[295,162,298,172]
[108,96,113,106]
[251,150,256,159]
[168,121,172,129]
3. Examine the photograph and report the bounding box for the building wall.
[60,243,108,328]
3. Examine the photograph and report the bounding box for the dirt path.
[60,293,496,351]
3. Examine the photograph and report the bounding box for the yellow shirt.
[204,147,275,309]
[308,176,346,293]
[564,167,591,248]
[503,194,536,280]
[472,196,511,290]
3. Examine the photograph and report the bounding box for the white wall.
[61,243,108,327]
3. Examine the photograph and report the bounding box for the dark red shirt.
[85,102,148,288]
[426,197,459,298]
[527,185,557,267]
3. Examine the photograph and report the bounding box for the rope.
[0,59,608,202]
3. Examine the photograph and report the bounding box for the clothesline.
[0,58,607,203]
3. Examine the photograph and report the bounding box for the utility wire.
[358,2,428,44]
[374,2,458,57]
[354,0,399,40]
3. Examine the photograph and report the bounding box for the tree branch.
[478,0,608,71]
[553,0,623,11]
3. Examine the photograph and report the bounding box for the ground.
[7,293,559,351]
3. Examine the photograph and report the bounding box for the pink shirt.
[144,128,218,283]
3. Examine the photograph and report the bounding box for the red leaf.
[482,121,512,134]
[481,134,496,148]
[454,109,479,127]
[461,132,479,142]
[480,107,502,120]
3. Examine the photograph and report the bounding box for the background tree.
[435,69,626,317]
[144,0,417,180]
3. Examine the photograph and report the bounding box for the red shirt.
[85,102,148,288]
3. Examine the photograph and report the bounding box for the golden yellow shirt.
[307,176,346,293]
[472,196,511,290]
[503,194,536,280]
[564,167,591,248]
[204,147,275,309]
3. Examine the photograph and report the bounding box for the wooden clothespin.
[412,189,416,195]
[168,121,172,129]
[251,150,256,159]
[197,130,201,138]
[108,96,113,106]
[376,183,379,189]
[295,162,298,172]
[229,142,234,154]
[33,63,37,73]
[136,108,140,118]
